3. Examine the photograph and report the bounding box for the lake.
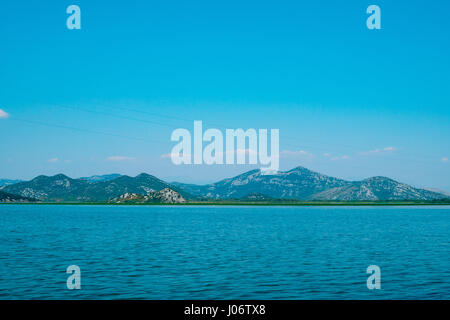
[0,205,449,299]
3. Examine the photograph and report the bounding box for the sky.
[0,0,449,190]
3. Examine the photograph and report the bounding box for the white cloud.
[48,158,59,163]
[323,153,349,161]
[161,152,191,159]
[218,149,258,157]
[0,109,9,119]
[442,157,449,163]
[330,155,350,161]
[107,156,135,162]
[161,149,259,160]
[280,150,313,158]
[359,146,397,156]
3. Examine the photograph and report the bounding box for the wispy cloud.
[280,150,313,158]
[330,155,350,161]
[323,153,349,161]
[442,157,449,163]
[359,146,397,156]
[0,109,9,119]
[161,149,259,159]
[216,148,258,157]
[48,158,59,163]
[161,152,191,159]
[107,156,135,162]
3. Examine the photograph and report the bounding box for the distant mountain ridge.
[0,179,23,188]
[173,166,447,201]
[2,166,448,202]
[424,188,450,197]
[80,174,122,183]
[3,173,190,202]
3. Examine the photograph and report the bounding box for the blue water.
[0,205,449,299]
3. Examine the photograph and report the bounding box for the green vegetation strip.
[2,200,450,206]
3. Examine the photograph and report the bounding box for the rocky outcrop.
[0,190,36,203]
[110,188,186,204]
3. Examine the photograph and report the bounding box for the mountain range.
[173,166,447,201]
[0,179,23,188]
[2,173,190,202]
[1,166,448,203]
[79,174,122,183]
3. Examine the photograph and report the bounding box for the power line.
[10,117,161,144]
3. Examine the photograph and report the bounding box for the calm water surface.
[0,205,449,299]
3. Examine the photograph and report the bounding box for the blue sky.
[0,0,449,190]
